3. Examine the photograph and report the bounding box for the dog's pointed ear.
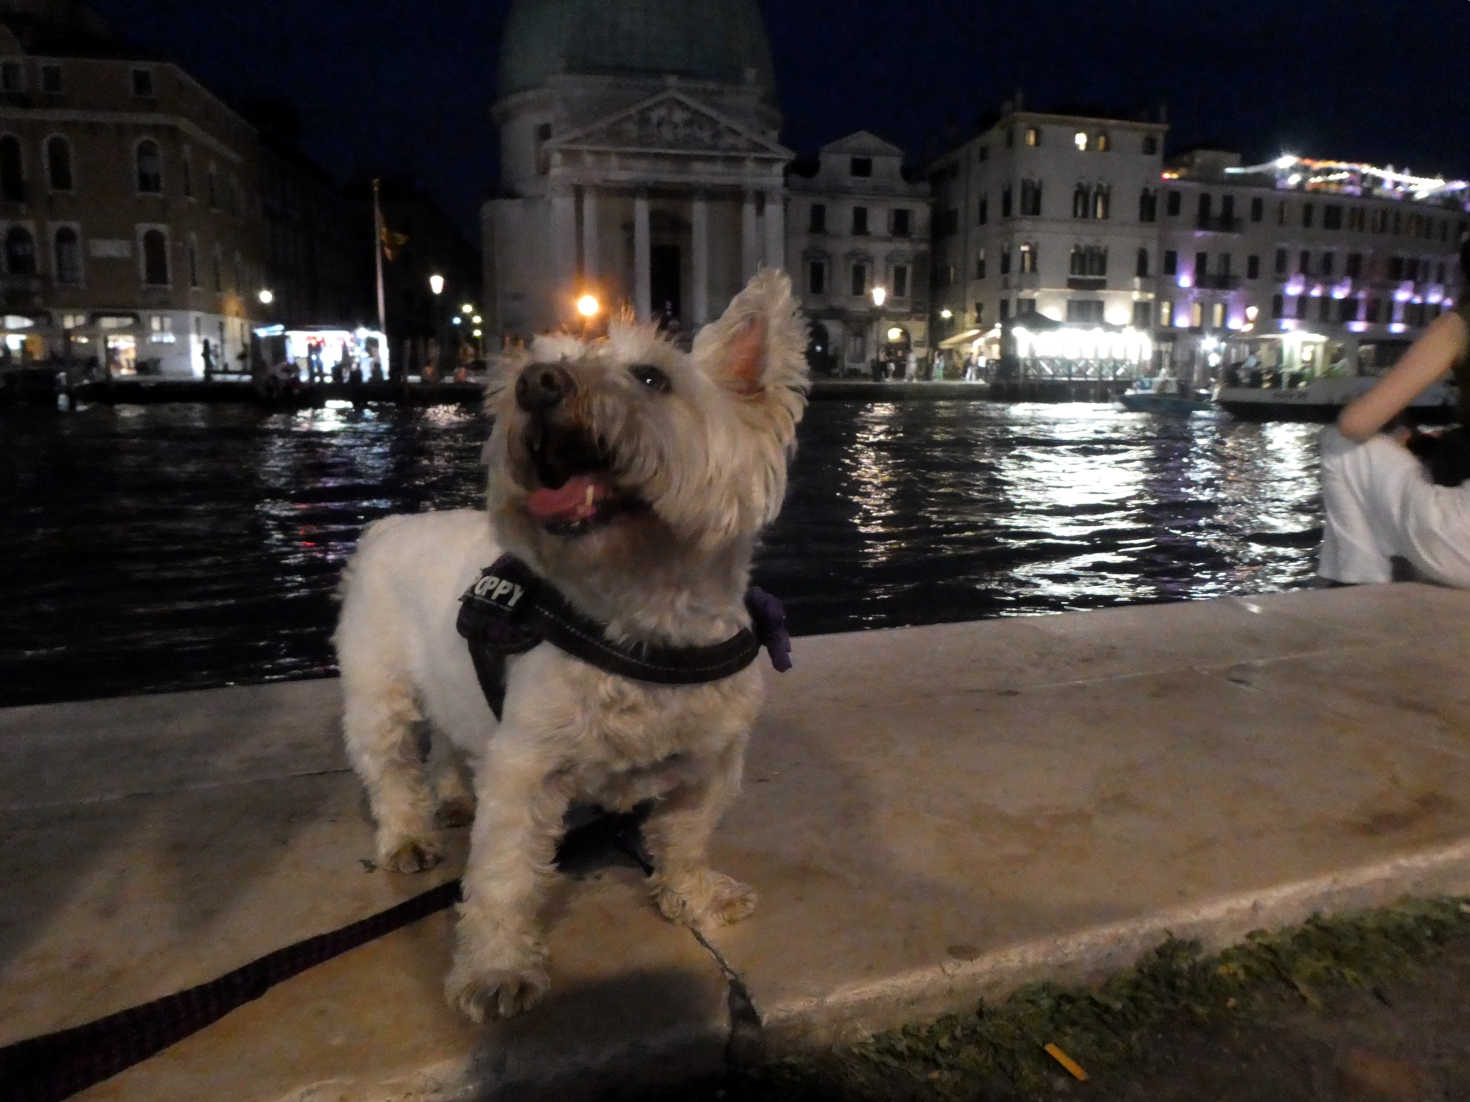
[694,268,810,399]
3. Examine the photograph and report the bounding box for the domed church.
[483,0,792,337]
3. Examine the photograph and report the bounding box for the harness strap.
[456,554,783,719]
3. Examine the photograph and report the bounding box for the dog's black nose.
[516,363,574,412]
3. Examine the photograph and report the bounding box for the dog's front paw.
[654,870,758,929]
[377,834,444,874]
[445,954,550,1022]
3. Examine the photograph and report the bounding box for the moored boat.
[1212,374,1458,423]
[1117,374,1215,414]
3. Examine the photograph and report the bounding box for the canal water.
[0,398,1323,708]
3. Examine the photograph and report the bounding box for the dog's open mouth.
[524,423,640,535]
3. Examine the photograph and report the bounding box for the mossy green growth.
[655,895,1470,1102]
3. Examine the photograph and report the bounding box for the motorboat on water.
[1212,370,1459,423]
[1117,373,1215,414]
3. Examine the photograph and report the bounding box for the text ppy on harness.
[456,553,793,720]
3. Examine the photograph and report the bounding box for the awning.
[938,328,981,349]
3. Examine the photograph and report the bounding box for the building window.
[1005,127,1014,149]
[212,247,221,291]
[1302,202,1314,228]
[1247,254,1260,279]
[1073,130,1087,151]
[1066,299,1104,323]
[1271,294,1284,318]
[53,225,80,283]
[142,228,168,285]
[1069,245,1107,276]
[136,140,162,192]
[40,64,60,93]
[1092,185,1110,220]
[1294,295,1308,320]
[44,135,72,191]
[977,145,988,162]
[1139,187,1157,222]
[1136,247,1150,277]
[1133,300,1151,328]
[849,157,871,177]
[149,315,174,343]
[1212,302,1226,328]
[1024,126,1040,147]
[181,155,192,198]
[1195,251,1208,278]
[1143,135,1158,155]
[1000,244,1011,275]
[1321,252,1334,277]
[1346,252,1362,278]
[1018,243,1036,273]
[891,208,910,237]
[974,248,985,279]
[1166,189,1180,216]
[807,258,826,295]
[1190,301,1204,327]
[1159,299,1173,326]
[1298,250,1310,275]
[1096,132,1109,152]
[850,261,868,297]
[977,195,987,224]
[1274,247,1287,275]
[808,202,825,233]
[892,264,909,298]
[0,60,22,92]
[4,224,34,273]
[1020,178,1042,216]
[1324,204,1342,230]
[852,206,868,235]
[187,236,199,287]
[0,134,23,201]
[1001,185,1012,218]
[1072,183,1090,219]
[999,299,1009,321]
[1250,197,1263,222]
[1163,249,1177,275]
[131,67,154,97]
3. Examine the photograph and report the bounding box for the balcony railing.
[1194,214,1241,233]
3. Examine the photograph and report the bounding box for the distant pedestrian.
[201,338,215,381]
[904,350,918,380]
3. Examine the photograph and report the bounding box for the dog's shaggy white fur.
[334,270,808,1021]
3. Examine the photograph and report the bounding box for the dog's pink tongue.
[526,475,608,522]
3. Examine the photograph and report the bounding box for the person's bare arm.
[1337,311,1469,442]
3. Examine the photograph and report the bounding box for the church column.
[550,183,576,302]
[762,187,785,272]
[633,190,651,320]
[579,185,598,281]
[691,192,709,325]
[741,190,758,279]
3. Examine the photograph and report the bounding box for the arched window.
[1019,242,1037,274]
[0,134,23,200]
[53,226,80,283]
[136,139,162,192]
[142,227,167,284]
[1139,188,1157,223]
[1072,183,1090,219]
[5,225,35,274]
[1136,247,1150,278]
[1092,185,1111,220]
[45,136,72,191]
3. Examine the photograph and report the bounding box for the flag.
[379,223,408,262]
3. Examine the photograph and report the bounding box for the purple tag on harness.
[745,586,792,672]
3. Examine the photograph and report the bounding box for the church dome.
[496,0,776,103]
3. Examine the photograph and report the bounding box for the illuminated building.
[786,132,930,375]
[484,0,790,339]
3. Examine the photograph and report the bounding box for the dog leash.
[0,879,462,1102]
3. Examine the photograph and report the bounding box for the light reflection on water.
[0,399,1323,706]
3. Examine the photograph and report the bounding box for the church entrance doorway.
[651,244,681,326]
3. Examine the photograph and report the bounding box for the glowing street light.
[461,303,474,315]
[870,285,887,308]
[576,294,599,319]
[939,307,953,319]
[428,273,445,296]
[257,289,274,305]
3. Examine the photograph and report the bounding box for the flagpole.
[372,177,387,340]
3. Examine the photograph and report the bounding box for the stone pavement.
[3,582,1469,1101]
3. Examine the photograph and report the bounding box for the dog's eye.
[629,364,671,393]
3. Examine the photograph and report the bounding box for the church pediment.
[548,91,790,159]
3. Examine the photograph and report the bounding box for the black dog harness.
[456,553,792,719]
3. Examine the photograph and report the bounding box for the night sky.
[85,0,1470,242]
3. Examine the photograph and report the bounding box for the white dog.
[334,269,809,1021]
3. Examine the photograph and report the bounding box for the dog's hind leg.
[643,738,757,930]
[342,676,444,873]
[429,733,476,828]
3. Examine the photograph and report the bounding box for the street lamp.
[870,285,887,379]
[257,289,273,305]
[576,293,599,339]
[428,273,445,296]
[427,274,446,380]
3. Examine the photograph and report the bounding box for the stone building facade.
[483,0,790,340]
[786,131,930,375]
